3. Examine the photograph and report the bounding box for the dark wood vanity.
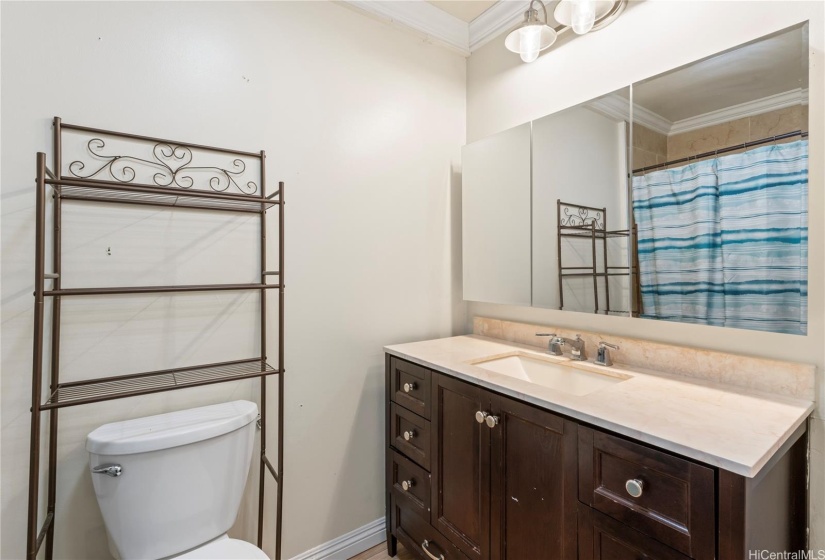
[385,355,808,560]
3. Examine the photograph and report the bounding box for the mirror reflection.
[630,24,809,334]
[532,89,632,315]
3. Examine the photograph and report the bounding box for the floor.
[349,541,415,560]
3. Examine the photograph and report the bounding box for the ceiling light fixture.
[506,0,627,63]
[504,0,557,63]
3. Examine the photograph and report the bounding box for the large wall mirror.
[630,23,809,335]
[462,22,809,335]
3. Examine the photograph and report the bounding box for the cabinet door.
[431,373,491,560]
[489,394,577,560]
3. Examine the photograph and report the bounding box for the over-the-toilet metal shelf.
[26,117,285,560]
[56,180,280,213]
[42,358,280,410]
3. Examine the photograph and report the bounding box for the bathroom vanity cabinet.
[385,355,808,560]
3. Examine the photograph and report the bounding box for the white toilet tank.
[86,400,258,560]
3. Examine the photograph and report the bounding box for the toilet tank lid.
[86,400,258,455]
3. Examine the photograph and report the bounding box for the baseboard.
[289,518,386,560]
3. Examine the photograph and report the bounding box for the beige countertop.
[384,334,815,478]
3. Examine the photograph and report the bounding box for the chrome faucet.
[535,333,563,356]
[566,335,587,361]
[535,333,586,361]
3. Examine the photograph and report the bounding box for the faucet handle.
[595,341,619,367]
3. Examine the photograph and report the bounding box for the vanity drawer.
[578,427,715,559]
[390,357,432,419]
[392,498,469,560]
[390,449,431,521]
[578,504,692,560]
[391,403,431,471]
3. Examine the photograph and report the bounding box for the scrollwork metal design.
[560,205,604,229]
[68,138,258,195]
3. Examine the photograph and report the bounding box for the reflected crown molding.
[589,88,809,137]
[669,88,809,135]
[587,94,672,135]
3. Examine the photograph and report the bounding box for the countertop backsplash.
[473,316,816,401]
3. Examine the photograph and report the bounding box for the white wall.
[0,2,466,558]
[467,0,825,548]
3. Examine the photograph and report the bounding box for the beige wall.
[632,124,668,169]
[0,2,465,558]
[467,0,825,548]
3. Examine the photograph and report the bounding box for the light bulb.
[571,0,596,35]
[519,25,542,63]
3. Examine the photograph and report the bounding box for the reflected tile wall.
[666,105,806,162]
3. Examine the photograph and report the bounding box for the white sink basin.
[471,353,629,396]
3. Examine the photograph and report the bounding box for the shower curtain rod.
[633,129,808,174]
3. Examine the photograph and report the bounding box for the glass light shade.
[553,0,616,35]
[571,0,596,34]
[518,25,542,62]
[505,20,557,63]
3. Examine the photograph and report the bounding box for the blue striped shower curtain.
[632,140,808,335]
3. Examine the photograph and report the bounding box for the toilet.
[86,400,270,560]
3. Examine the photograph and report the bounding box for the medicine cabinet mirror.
[630,23,809,335]
[462,22,809,335]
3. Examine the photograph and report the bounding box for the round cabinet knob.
[403,382,417,393]
[485,415,500,429]
[403,430,416,441]
[401,479,415,491]
[475,411,489,424]
[625,478,644,498]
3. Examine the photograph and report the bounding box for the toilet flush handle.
[92,463,123,477]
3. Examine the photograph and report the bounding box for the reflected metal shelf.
[42,358,279,410]
[558,226,631,239]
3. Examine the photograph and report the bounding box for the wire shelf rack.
[43,358,279,410]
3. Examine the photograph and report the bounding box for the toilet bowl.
[86,400,270,560]
[174,535,269,559]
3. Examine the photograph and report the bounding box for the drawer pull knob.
[625,478,644,498]
[475,410,489,423]
[401,479,415,491]
[403,430,416,441]
[422,540,445,560]
[403,382,417,393]
[485,415,499,429]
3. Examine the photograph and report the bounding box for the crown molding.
[342,0,471,55]
[341,1,531,56]
[668,88,809,135]
[469,1,528,52]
